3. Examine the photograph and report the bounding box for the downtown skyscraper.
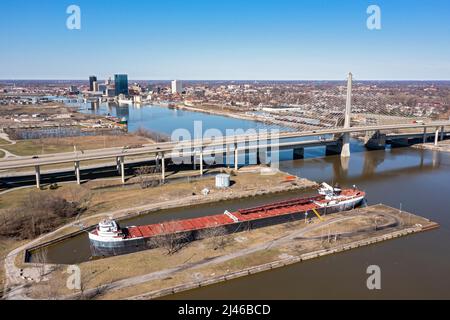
[114,74,129,96]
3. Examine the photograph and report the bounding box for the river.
[44,102,450,299]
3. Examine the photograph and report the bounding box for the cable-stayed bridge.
[1,73,450,188]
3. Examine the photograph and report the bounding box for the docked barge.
[89,183,366,257]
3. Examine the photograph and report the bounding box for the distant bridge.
[1,73,450,188]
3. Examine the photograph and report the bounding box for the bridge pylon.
[341,72,352,158]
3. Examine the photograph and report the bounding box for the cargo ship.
[89,183,366,257]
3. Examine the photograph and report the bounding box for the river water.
[44,102,450,299]
[77,101,291,136]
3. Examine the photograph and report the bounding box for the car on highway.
[123,144,144,150]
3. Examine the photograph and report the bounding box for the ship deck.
[124,189,364,240]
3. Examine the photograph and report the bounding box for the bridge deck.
[0,121,449,170]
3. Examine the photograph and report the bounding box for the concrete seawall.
[413,141,450,153]
[129,222,439,300]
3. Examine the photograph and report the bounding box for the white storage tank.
[215,174,231,188]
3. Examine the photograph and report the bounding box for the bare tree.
[135,166,154,189]
[33,247,48,280]
[64,186,91,210]
[135,165,163,189]
[135,127,170,143]
[0,192,86,240]
[198,226,229,250]
[149,221,191,255]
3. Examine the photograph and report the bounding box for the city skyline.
[1,0,450,80]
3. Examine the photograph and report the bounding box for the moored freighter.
[89,183,366,257]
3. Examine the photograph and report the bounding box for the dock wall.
[129,223,439,300]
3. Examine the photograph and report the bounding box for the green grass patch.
[0,138,11,145]
[0,135,152,157]
[1,140,73,156]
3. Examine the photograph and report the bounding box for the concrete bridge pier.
[441,126,445,141]
[118,156,125,184]
[199,149,204,176]
[160,153,166,181]
[341,133,351,158]
[435,127,440,146]
[225,144,231,168]
[234,143,239,171]
[423,127,427,144]
[116,156,122,173]
[74,161,81,185]
[293,148,304,160]
[35,165,41,189]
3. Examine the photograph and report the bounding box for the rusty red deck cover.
[125,189,364,239]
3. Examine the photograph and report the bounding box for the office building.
[98,84,107,93]
[89,76,97,91]
[92,81,99,92]
[171,80,183,94]
[105,88,115,97]
[69,86,79,94]
[115,74,129,96]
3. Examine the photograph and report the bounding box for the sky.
[1,0,450,80]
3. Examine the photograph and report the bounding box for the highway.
[0,121,449,171]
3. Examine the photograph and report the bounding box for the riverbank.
[20,204,438,300]
[1,167,317,299]
[166,102,301,131]
[412,140,450,153]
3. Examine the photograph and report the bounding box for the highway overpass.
[1,121,449,188]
